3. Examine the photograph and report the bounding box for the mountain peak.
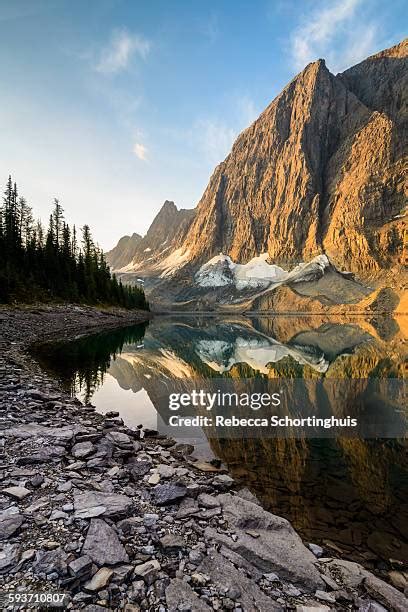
[160,200,178,213]
[114,39,406,301]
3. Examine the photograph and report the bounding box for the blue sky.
[0,0,405,249]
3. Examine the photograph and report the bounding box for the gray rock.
[315,590,336,603]
[197,493,220,509]
[198,550,282,611]
[133,559,161,585]
[157,464,176,478]
[32,547,68,576]
[205,493,324,591]
[57,481,72,493]
[166,578,212,611]
[30,473,45,488]
[111,563,134,582]
[4,423,77,442]
[2,486,31,500]
[128,460,152,480]
[296,607,330,612]
[106,431,132,446]
[0,543,20,572]
[320,559,369,588]
[73,491,133,518]
[49,510,68,521]
[148,473,160,485]
[308,543,324,558]
[176,497,200,519]
[357,601,388,612]
[189,548,204,565]
[17,445,65,464]
[128,579,146,603]
[159,533,185,550]
[364,574,408,612]
[212,474,234,488]
[68,555,93,577]
[143,513,159,528]
[152,482,187,506]
[0,508,23,540]
[81,519,129,566]
[71,441,94,458]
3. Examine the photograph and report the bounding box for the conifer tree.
[0,174,149,310]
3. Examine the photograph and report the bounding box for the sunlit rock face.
[120,40,407,312]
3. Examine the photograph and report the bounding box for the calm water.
[36,314,408,570]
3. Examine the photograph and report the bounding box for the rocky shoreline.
[0,305,407,611]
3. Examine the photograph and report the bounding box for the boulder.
[2,486,31,500]
[364,574,408,612]
[205,493,324,591]
[198,550,282,611]
[0,509,23,540]
[0,543,20,573]
[106,431,132,446]
[73,492,133,518]
[71,441,94,458]
[319,559,369,588]
[152,483,187,506]
[81,519,129,566]
[165,578,211,611]
[4,423,78,442]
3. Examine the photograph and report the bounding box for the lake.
[36,314,408,571]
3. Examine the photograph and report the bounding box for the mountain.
[179,39,406,274]
[107,200,195,274]
[106,233,142,271]
[113,39,407,311]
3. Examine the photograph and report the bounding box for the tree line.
[0,175,149,310]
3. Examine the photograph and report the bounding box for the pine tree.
[52,198,64,249]
[0,175,149,310]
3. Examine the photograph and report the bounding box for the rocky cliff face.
[175,39,406,279]
[112,40,407,309]
[106,233,142,271]
[109,200,195,273]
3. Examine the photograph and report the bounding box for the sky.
[0,0,406,250]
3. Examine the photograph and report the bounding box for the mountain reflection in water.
[36,314,408,569]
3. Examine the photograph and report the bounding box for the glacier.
[195,253,330,290]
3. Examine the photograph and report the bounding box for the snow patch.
[196,336,328,374]
[158,248,191,277]
[195,253,330,290]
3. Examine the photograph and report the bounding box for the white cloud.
[291,0,380,73]
[133,142,148,161]
[341,24,378,68]
[96,29,150,74]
